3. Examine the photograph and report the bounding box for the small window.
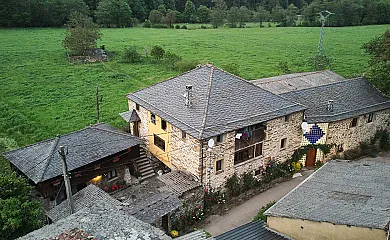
[280,138,287,149]
[108,169,117,179]
[351,118,358,127]
[216,134,223,143]
[255,143,263,157]
[161,119,167,131]
[135,103,140,111]
[154,134,165,151]
[285,114,290,122]
[368,113,374,123]
[151,113,156,124]
[216,159,223,172]
[182,130,187,139]
[254,169,261,176]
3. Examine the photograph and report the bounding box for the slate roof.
[265,160,390,230]
[120,109,141,122]
[3,123,143,184]
[126,65,305,140]
[251,70,345,95]
[158,171,202,196]
[280,77,390,123]
[20,202,171,240]
[215,220,289,240]
[125,192,182,224]
[47,184,121,222]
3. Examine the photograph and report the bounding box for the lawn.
[1,25,389,148]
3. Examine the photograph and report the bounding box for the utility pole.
[317,10,333,54]
[96,86,103,123]
[58,146,74,215]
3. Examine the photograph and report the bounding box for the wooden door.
[305,148,317,167]
[133,122,140,137]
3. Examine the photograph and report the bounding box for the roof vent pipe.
[185,85,193,107]
[327,100,334,112]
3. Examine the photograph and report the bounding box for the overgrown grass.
[1,25,389,149]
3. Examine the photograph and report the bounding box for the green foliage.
[278,61,292,74]
[204,188,226,210]
[175,59,200,72]
[164,10,178,27]
[308,53,332,71]
[151,45,165,61]
[241,172,257,191]
[315,160,324,168]
[181,25,188,29]
[0,137,17,172]
[237,6,251,28]
[363,30,390,96]
[225,173,241,197]
[96,0,132,27]
[143,19,152,28]
[63,12,101,56]
[210,0,227,28]
[285,4,298,27]
[291,161,302,173]
[373,129,390,151]
[184,0,197,23]
[287,144,335,165]
[271,5,285,25]
[343,148,362,160]
[197,5,211,23]
[222,63,240,76]
[122,46,142,63]
[164,51,182,69]
[0,172,44,239]
[175,24,181,29]
[227,7,240,28]
[253,6,270,27]
[253,201,276,222]
[149,10,163,24]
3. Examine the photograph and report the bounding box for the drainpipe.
[200,140,204,184]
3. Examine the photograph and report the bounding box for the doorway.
[133,122,140,137]
[305,148,317,167]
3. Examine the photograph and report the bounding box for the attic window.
[182,131,187,139]
[367,113,374,123]
[135,104,140,111]
[161,119,167,131]
[350,118,358,127]
[280,138,287,149]
[151,113,156,124]
[216,134,224,143]
[285,114,290,122]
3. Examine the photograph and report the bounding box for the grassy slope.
[0,25,389,147]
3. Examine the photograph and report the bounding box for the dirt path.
[201,171,313,237]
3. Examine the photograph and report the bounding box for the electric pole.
[96,86,103,123]
[58,146,74,215]
[317,10,333,54]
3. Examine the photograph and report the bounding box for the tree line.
[1,0,390,28]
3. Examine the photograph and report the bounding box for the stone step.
[140,172,156,181]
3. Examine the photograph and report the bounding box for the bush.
[129,18,139,27]
[343,148,362,160]
[253,201,276,222]
[375,129,390,151]
[175,59,200,72]
[122,46,141,63]
[315,160,324,168]
[181,25,187,29]
[268,22,272,27]
[151,45,165,61]
[225,174,241,197]
[143,19,152,28]
[175,24,181,29]
[359,141,371,156]
[164,51,182,69]
[241,172,257,191]
[153,23,168,28]
[201,25,207,29]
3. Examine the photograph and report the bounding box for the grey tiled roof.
[158,171,202,196]
[127,65,305,140]
[125,192,182,224]
[215,220,289,240]
[47,184,121,222]
[20,202,171,240]
[251,70,345,95]
[280,77,390,123]
[3,123,143,184]
[120,109,141,122]
[265,160,390,230]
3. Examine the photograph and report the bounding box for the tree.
[363,30,390,96]
[211,0,227,28]
[197,5,211,23]
[184,0,197,23]
[285,3,298,26]
[253,6,270,27]
[164,9,178,27]
[128,0,148,21]
[227,7,240,27]
[149,10,163,24]
[271,5,285,25]
[63,12,102,56]
[151,45,165,60]
[95,0,132,27]
[237,6,251,28]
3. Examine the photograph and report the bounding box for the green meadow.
[1,25,389,147]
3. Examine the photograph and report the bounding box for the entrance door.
[305,148,317,167]
[133,122,140,137]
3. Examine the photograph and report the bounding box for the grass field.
[1,25,389,148]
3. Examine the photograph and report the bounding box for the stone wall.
[128,99,149,147]
[326,109,390,157]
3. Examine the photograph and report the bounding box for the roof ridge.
[253,70,330,83]
[38,136,61,182]
[90,123,140,139]
[198,65,215,139]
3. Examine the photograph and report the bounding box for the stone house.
[253,71,390,166]
[125,65,306,188]
[265,160,390,240]
[3,123,147,208]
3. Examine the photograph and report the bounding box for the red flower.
[184,216,187,219]
[119,185,123,189]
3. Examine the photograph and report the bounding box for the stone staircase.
[136,147,156,181]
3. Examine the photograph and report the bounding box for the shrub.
[181,25,187,29]
[225,173,241,197]
[143,19,152,28]
[129,18,139,27]
[241,172,257,191]
[153,23,168,28]
[253,201,276,222]
[151,45,165,61]
[175,24,181,29]
[201,25,207,29]
[164,51,182,69]
[268,22,272,27]
[375,129,390,151]
[122,46,141,63]
[315,160,324,168]
[204,188,225,210]
[175,59,200,72]
[343,147,362,160]
[359,141,371,156]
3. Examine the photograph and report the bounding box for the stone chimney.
[185,85,193,107]
[327,100,334,112]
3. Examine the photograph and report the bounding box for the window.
[254,169,261,176]
[280,138,287,149]
[234,146,254,164]
[255,143,263,157]
[161,119,167,131]
[108,169,117,179]
[216,134,224,143]
[151,113,156,124]
[285,114,290,122]
[216,159,223,172]
[154,134,165,151]
[135,103,140,111]
[351,118,358,127]
[368,113,374,123]
[182,130,187,139]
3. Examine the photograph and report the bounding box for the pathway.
[201,170,314,237]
